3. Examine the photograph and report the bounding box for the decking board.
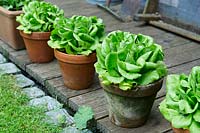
[44,75,101,105]
[9,50,31,70]
[26,60,61,85]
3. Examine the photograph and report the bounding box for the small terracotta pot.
[20,31,54,63]
[54,49,97,90]
[101,78,163,128]
[172,126,190,133]
[0,6,25,50]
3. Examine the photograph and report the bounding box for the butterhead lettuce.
[16,1,64,34]
[48,15,105,55]
[95,31,167,90]
[159,66,200,132]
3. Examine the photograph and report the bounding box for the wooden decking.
[1,0,200,132]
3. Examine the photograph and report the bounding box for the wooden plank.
[165,129,173,133]
[169,59,200,74]
[88,8,124,30]
[45,75,101,105]
[97,4,124,22]
[26,60,61,85]
[154,33,191,49]
[59,1,98,17]
[9,50,31,70]
[164,42,200,68]
[68,89,108,120]
[150,21,200,42]
[46,0,82,6]
[107,24,166,37]
[0,40,15,58]
[97,97,171,133]
[143,0,159,14]
[134,14,161,21]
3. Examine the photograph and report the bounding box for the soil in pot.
[172,126,190,133]
[54,49,97,90]
[101,78,164,128]
[0,6,25,50]
[20,31,54,63]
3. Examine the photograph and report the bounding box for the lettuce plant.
[16,1,64,34]
[95,30,167,90]
[159,66,200,133]
[0,0,38,11]
[48,15,105,55]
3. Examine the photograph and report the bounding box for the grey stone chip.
[28,96,63,111]
[45,108,74,126]
[22,87,45,99]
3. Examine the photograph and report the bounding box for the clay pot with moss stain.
[0,6,25,50]
[54,49,97,90]
[172,126,190,133]
[20,31,54,63]
[101,78,163,128]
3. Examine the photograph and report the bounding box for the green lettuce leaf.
[48,16,105,55]
[159,66,200,131]
[189,121,200,133]
[16,1,64,33]
[95,31,167,90]
[172,114,192,129]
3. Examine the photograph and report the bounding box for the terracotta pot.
[20,31,54,63]
[101,78,163,128]
[172,126,190,133]
[54,49,97,90]
[0,6,25,50]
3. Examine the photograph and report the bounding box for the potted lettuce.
[95,30,167,127]
[159,66,200,133]
[0,0,38,50]
[48,15,105,90]
[16,1,64,63]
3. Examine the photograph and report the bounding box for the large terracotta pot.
[101,78,163,128]
[20,31,54,63]
[172,126,190,133]
[54,49,96,90]
[0,6,25,50]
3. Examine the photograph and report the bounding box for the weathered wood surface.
[26,60,60,85]
[0,0,199,132]
[45,75,101,104]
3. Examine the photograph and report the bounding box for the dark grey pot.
[101,78,163,128]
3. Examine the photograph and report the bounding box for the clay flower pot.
[20,31,54,63]
[172,126,190,133]
[54,49,97,90]
[101,78,163,128]
[0,6,25,50]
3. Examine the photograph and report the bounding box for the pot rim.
[54,49,97,64]
[19,31,51,40]
[0,6,23,18]
[101,77,164,97]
